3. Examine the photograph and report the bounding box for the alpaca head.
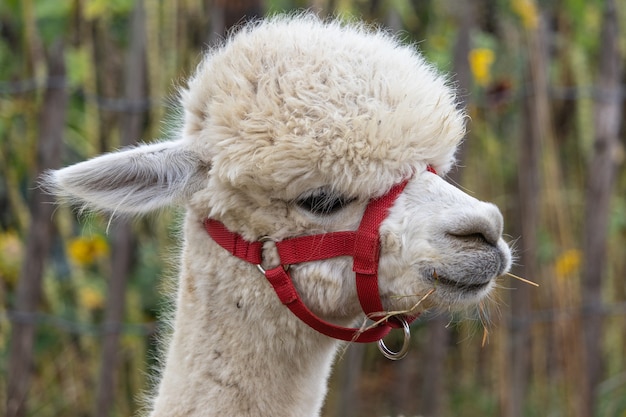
[48,16,511,331]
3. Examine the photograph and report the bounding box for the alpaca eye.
[296,190,354,216]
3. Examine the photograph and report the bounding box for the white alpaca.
[47,16,512,417]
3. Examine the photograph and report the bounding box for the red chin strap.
[204,167,437,356]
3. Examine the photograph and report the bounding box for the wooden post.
[581,0,622,415]
[6,41,68,417]
[94,1,146,416]
[507,12,549,417]
[209,0,263,45]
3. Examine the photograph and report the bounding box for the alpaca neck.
[149,216,341,417]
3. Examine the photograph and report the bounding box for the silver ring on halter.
[256,236,290,275]
[377,317,411,360]
[256,263,290,274]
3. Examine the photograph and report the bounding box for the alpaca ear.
[45,140,208,214]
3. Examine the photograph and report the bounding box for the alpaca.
[47,15,512,417]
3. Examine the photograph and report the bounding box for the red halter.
[204,166,437,353]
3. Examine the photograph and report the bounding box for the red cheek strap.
[204,166,437,352]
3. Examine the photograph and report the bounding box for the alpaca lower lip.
[430,275,491,292]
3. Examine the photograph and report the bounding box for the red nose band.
[204,166,437,357]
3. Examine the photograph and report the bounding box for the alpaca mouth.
[429,274,492,292]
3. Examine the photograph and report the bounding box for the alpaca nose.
[446,203,504,247]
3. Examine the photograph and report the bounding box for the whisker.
[492,280,517,291]
[478,301,490,347]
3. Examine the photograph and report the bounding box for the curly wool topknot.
[180,15,466,199]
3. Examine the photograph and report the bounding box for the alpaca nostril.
[449,231,493,246]
[447,207,504,247]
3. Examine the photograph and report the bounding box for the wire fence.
[0,77,167,112]
[4,300,626,338]
[1,77,625,112]
[3,310,161,336]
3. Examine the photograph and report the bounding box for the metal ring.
[256,263,291,275]
[256,236,289,275]
[377,317,411,361]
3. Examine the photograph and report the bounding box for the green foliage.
[32,0,73,44]
[83,0,135,20]
[65,47,90,87]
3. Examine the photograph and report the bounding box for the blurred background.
[1,0,624,416]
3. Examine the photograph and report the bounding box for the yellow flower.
[0,231,23,285]
[468,48,495,87]
[67,235,109,266]
[512,0,539,30]
[554,249,581,279]
[79,286,105,310]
